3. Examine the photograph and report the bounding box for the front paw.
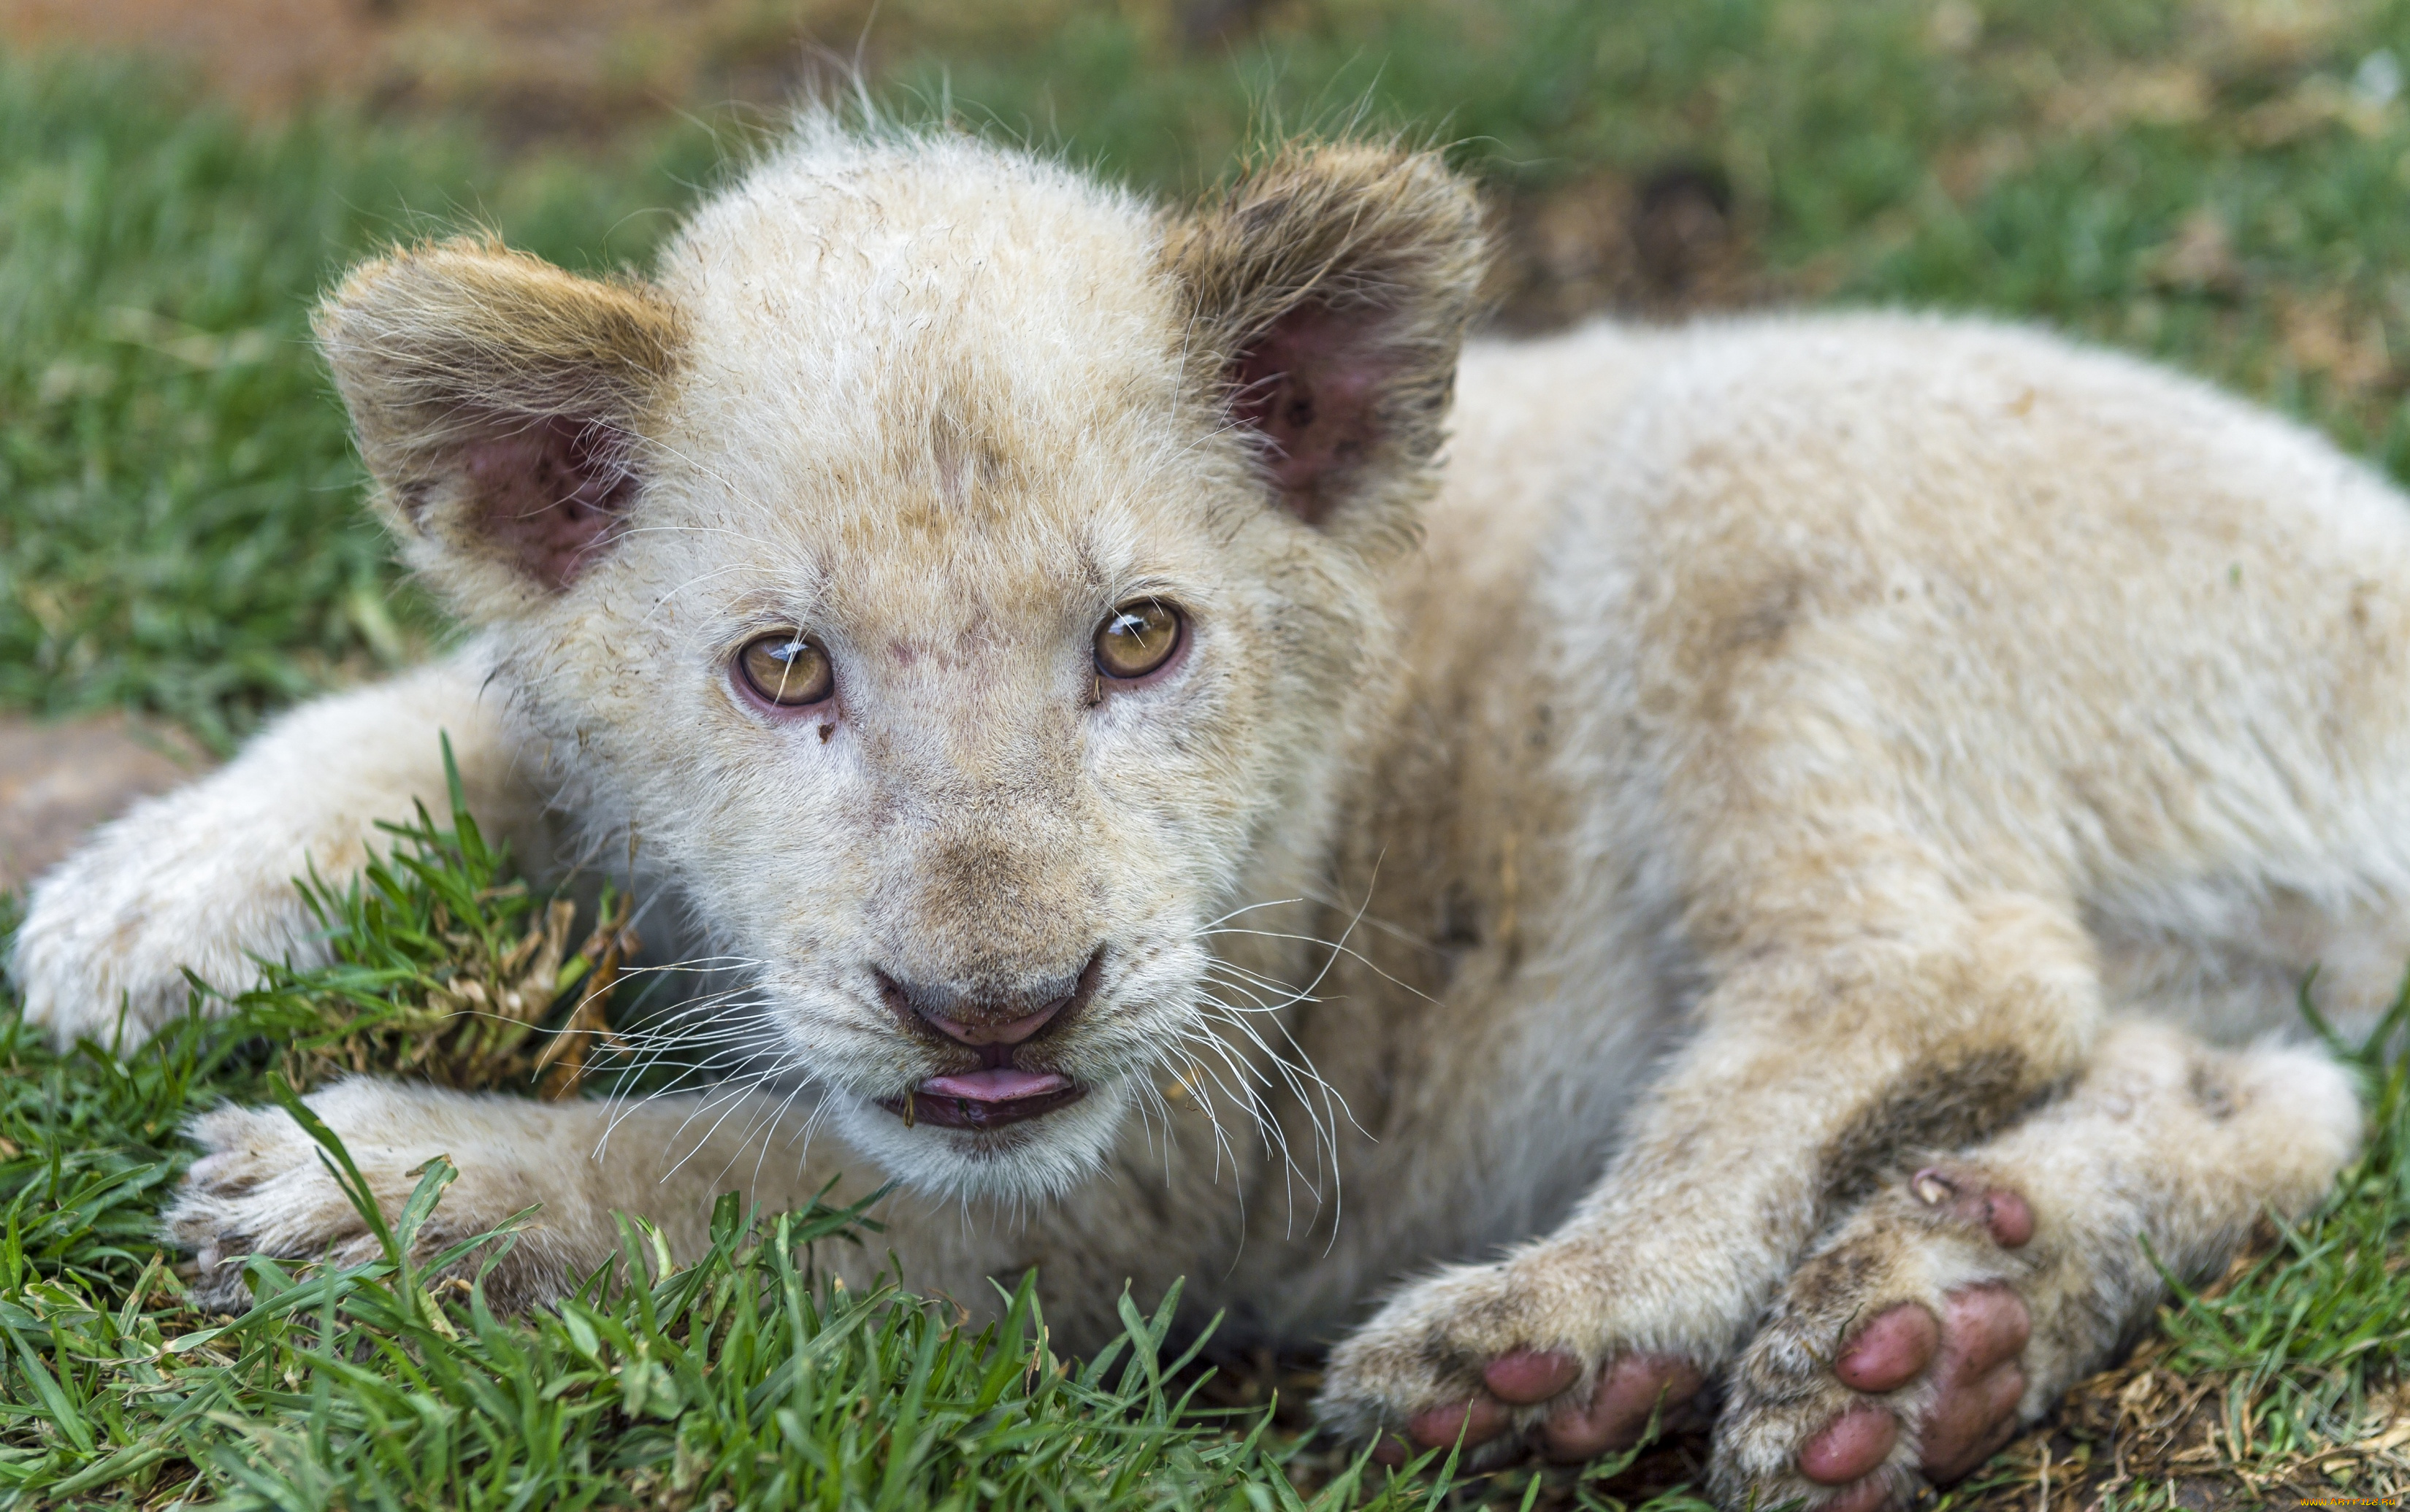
[11,793,332,1048]
[1319,1256,1709,1467]
[164,1079,574,1312]
[167,1100,393,1310]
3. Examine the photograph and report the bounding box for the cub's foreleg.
[169,1077,879,1312]
[9,651,544,1048]
[1712,1021,2357,1512]
[167,1075,1190,1342]
[1320,891,2103,1465]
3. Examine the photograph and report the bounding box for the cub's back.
[1453,312,2410,1020]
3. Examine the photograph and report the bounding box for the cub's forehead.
[657,135,1189,452]
[640,133,1231,588]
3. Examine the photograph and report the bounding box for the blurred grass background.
[12,0,2410,745]
[12,3,2410,1505]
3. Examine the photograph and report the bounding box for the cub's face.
[539,218,1383,1197]
[318,129,1483,1198]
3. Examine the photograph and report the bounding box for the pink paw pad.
[1539,1354,1705,1462]
[1382,1349,1707,1465]
[1402,1395,1509,1451]
[1799,1403,1899,1484]
[1484,1348,1580,1402]
[1796,1281,2035,1503]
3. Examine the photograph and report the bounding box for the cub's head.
[318,126,1484,1199]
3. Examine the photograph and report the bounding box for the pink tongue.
[919,1069,1071,1103]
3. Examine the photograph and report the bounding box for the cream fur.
[9,125,2393,1503]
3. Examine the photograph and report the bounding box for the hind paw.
[1712,1162,2040,1511]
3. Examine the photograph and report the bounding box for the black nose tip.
[878,950,1104,1048]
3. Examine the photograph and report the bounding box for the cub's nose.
[878,951,1103,1048]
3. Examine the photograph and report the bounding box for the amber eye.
[1094,600,1182,680]
[737,633,835,707]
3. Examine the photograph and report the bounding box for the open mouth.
[879,1067,1087,1130]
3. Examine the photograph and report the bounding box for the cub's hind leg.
[1710,1021,2358,1512]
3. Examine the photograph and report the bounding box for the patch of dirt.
[0,713,211,892]
[0,0,1315,145]
[0,0,877,145]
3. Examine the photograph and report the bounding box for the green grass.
[0,1021,1362,1512]
[0,1121,1334,1511]
[0,778,1708,1508]
[0,53,731,751]
[17,0,2410,1503]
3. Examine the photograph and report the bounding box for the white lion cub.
[11,123,2392,1510]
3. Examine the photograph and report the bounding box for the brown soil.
[0,713,211,892]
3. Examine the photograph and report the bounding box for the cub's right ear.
[315,238,684,618]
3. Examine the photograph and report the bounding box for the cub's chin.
[830,1078,1136,1202]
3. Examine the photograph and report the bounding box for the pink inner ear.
[1229,302,1390,526]
[460,417,636,591]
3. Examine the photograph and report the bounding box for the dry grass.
[276,890,638,1100]
[229,746,647,1107]
[1948,1259,2410,1512]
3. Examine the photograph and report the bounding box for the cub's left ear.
[315,237,684,619]
[1163,142,1487,534]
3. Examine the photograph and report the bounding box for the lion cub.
[11,123,2387,1508]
